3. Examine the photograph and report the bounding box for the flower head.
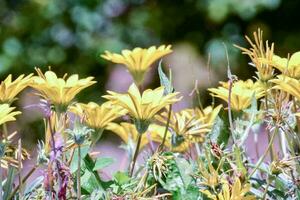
[107,122,167,150]
[0,104,21,125]
[270,75,300,100]
[156,107,218,152]
[103,83,181,134]
[270,51,300,79]
[208,79,264,111]
[0,74,33,103]
[30,68,96,108]
[0,132,30,169]
[70,101,126,130]
[101,45,172,85]
[202,178,255,200]
[185,105,222,130]
[235,29,274,81]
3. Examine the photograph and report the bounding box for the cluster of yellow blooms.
[2,29,300,198]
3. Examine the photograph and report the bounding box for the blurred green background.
[1,0,300,142]
[1,0,299,88]
[2,0,299,79]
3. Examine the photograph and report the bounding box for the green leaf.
[158,60,174,95]
[174,157,193,187]
[93,157,114,171]
[81,170,103,194]
[208,109,230,146]
[70,145,90,173]
[3,167,15,200]
[113,171,130,185]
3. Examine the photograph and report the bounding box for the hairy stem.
[8,165,37,200]
[248,127,277,179]
[264,93,274,161]
[130,134,142,177]
[159,104,172,151]
[77,145,81,200]
[0,162,2,200]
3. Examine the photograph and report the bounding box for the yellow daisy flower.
[156,108,213,152]
[0,74,33,103]
[70,101,127,130]
[103,83,181,134]
[208,80,264,111]
[202,178,255,200]
[270,75,300,100]
[270,51,300,79]
[0,104,21,126]
[30,68,96,108]
[185,105,222,130]
[101,45,172,85]
[107,122,167,150]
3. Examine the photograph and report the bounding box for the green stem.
[248,127,277,179]
[0,162,2,200]
[227,79,235,143]
[264,93,274,161]
[77,145,81,200]
[8,165,37,200]
[130,134,142,177]
[2,124,8,141]
[159,105,172,151]
[18,140,23,199]
[262,175,271,200]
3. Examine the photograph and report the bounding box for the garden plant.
[1,29,300,199]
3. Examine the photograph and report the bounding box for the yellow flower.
[0,104,21,126]
[235,29,274,81]
[198,154,221,188]
[208,80,264,111]
[103,83,181,134]
[0,74,33,103]
[270,75,300,100]
[70,101,127,130]
[270,52,300,79]
[202,179,255,200]
[101,45,172,85]
[156,107,215,152]
[30,68,96,107]
[107,122,167,150]
[185,105,222,130]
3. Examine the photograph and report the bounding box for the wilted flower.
[270,158,294,175]
[235,29,274,81]
[208,79,264,111]
[101,45,172,85]
[0,132,29,168]
[147,151,174,181]
[0,74,33,104]
[0,104,21,126]
[30,68,96,108]
[103,83,181,134]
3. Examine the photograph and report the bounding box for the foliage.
[1,30,300,200]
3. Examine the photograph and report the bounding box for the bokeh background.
[1,0,299,174]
